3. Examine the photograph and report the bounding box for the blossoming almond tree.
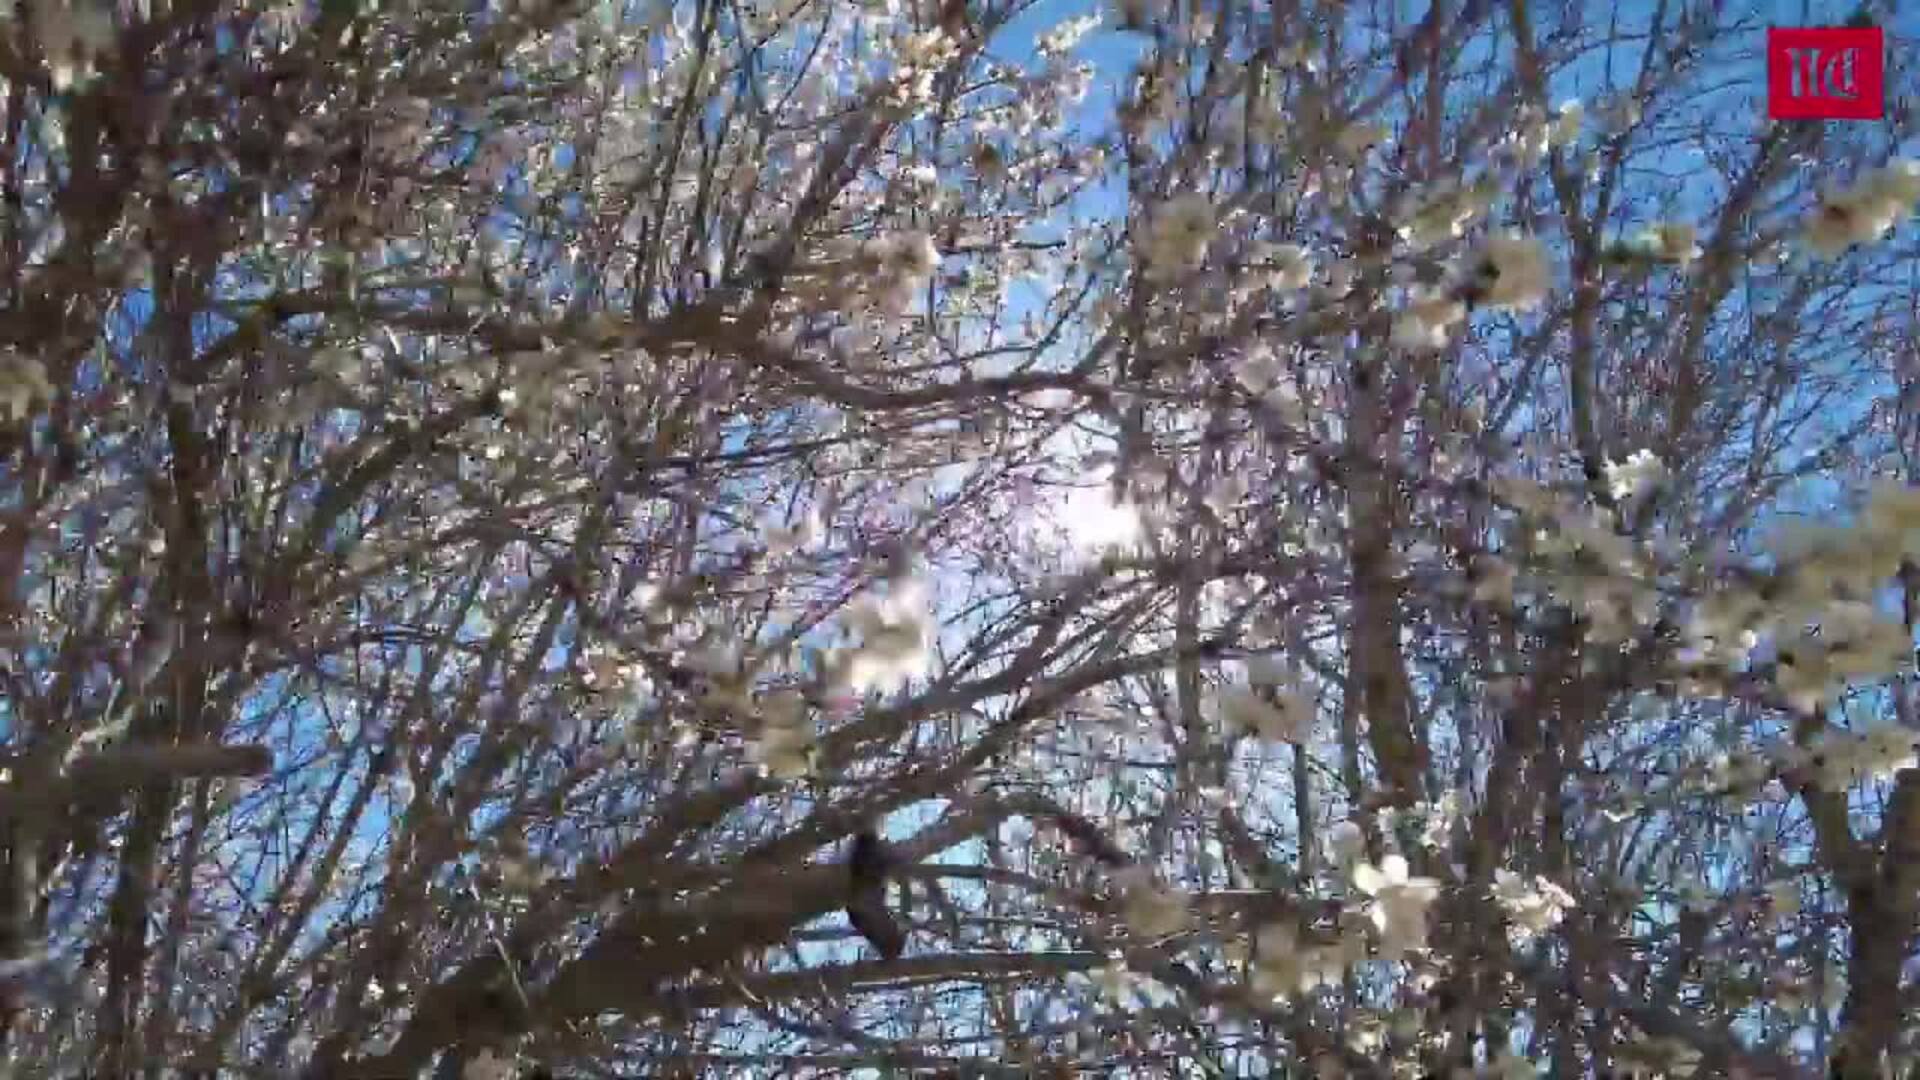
[0,0,1917,1077]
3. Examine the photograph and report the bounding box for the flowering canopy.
[0,0,1916,1077]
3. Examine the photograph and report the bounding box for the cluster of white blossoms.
[1393,177,1499,251]
[579,646,642,703]
[848,230,943,312]
[826,578,936,696]
[1771,610,1912,715]
[1777,724,1918,792]
[746,689,816,779]
[1140,194,1215,281]
[1803,159,1920,257]
[1604,449,1667,505]
[886,28,959,108]
[1111,865,1190,938]
[1626,222,1702,267]
[478,833,548,895]
[1550,101,1587,141]
[1216,660,1314,744]
[1352,854,1442,959]
[1704,749,1772,795]
[1053,478,1146,555]
[1593,91,1643,134]
[1216,685,1312,743]
[1465,232,1552,311]
[1490,474,1662,644]
[1390,290,1467,351]
[1246,920,1352,1002]
[681,638,754,716]
[1767,971,1850,1015]
[1683,482,1920,713]
[1244,241,1314,293]
[1035,12,1101,59]
[1556,558,1658,647]
[30,0,117,89]
[760,509,823,559]
[0,350,53,423]
[1490,870,1576,946]
[1386,180,1552,345]
[1498,100,1583,168]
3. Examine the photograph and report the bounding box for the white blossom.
[1054,483,1145,554]
[1804,160,1920,257]
[857,231,942,308]
[1352,854,1441,958]
[493,846,548,894]
[1468,233,1551,311]
[1604,450,1666,504]
[1492,869,1575,943]
[1036,13,1101,58]
[1396,182,1495,250]
[32,0,117,89]
[1414,791,1463,850]
[885,29,956,106]
[1089,959,1137,1002]
[1141,194,1215,280]
[1274,41,1320,72]
[0,351,53,422]
[1632,222,1701,265]
[1391,292,1466,350]
[1249,921,1346,1001]
[1251,241,1313,291]
[1861,480,1920,558]
[831,579,936,695]
[878,230,941,280]
[1547,101,1584,147]
[897,27,955,68]
[1248,921,1302,1000]
[1858,724,1920,776]
[762,510,824,558]
[1503,107,1552,166]
[1217,684,1313,744]
[684,640,754,715]
[747,716,816,779]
